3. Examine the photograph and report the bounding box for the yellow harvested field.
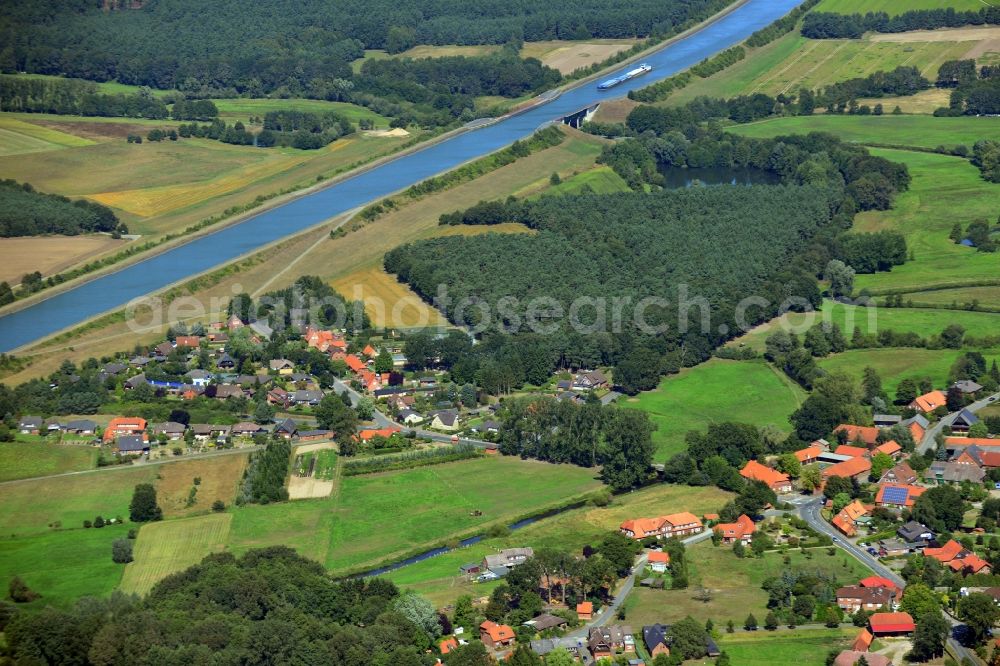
[154,454,249,519]
[858,88,953,114]
[525,40,639,74]
[332,266,449,329]
[89,151,310,216]
[0,235,127,283]
[869,26,1000,44]
[119,513,232,596]
[0,116,95,156]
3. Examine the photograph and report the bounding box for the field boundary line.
[779,41,849,95]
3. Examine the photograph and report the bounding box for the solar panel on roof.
[882,487,909,505]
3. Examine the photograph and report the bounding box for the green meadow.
[728,115,1000,151]
[817,347,1000,394]
[211,98,390,126]
[385,483,731,606]
[0,524,131,609]
[735,300,1000,352]
[228,456,603,575]
[628,359,806,460]
[728,119,1000,308]
[717,627,859,666]
[815,0,986,13]
[0,466,158,536]
[623,541,873,627]
[0,441,99,482]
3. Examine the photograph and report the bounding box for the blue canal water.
[0,0,804,352]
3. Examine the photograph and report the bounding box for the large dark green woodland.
[0,180,123,238]
[386,131,911,397]
[2,547,455,666]
[0,0,732,127]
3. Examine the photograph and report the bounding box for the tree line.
[0,75,169,118]
[237,438,292,504]
[802,7,1000,40]
[0,180,124,238]
[176,110,356,150]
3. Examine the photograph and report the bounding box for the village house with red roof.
[924,539,992,575]
[620,512,703,540]
[714,514,755,545]
[739,460,792,493]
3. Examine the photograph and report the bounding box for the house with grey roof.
[17,416,43,434]
[953,379,983,395]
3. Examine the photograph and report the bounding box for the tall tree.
[129,484,162,522]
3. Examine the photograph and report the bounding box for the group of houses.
[24,413,331,457]
[526,623,719,664]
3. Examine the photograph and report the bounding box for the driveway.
[918,391,1000,455]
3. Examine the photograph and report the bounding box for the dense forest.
[802,7,1000,39]
[0,180,124,237]
[387,184,836,394]
[388,129,910,394]
[0,0,731,97]
[4,547,441,665]
[497,397,655,489]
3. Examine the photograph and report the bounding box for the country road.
[918,391,1000,455]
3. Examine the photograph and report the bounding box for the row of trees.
[0,75,168,118]
[0,180,124,237]
[802,7,1000,40]
[237,438,292,504]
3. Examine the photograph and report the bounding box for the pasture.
[628,359,805,460]
[0,115,94,156]
[853,149,1000,301]
[0,110,416,240]
[623,541,873,626]
[385,483,731,605]
[728,113,999,150]
[814,0,989,14]
[525,165,630,198]
[902,286,1000,308]
[733,300,1000,351]
[817,347,1000,394]
[716,628,860,666]
[119,513,232,596]
[0,466,158,536]
[0,523,131,609]
[666,32,972,103]
[725,121,1000,307]
[0,441,98,482]
[0,235,128,284]
[228,456,603,575]
[212,98,389,126]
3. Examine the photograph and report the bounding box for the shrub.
[112,538,134,564]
